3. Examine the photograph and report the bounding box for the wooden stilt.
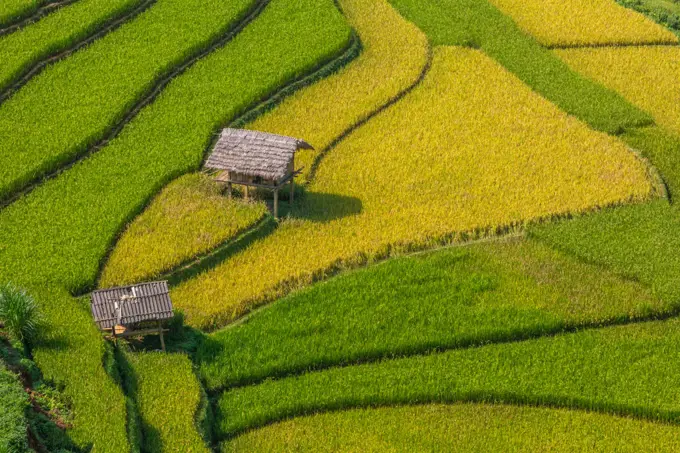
[227,182,232,199]
[273,189,279,218]
[290,177,294,205]
[245,185,249,201]
[158,321,165,352]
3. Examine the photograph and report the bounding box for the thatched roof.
[204,128,313,181]
[91,281,173,330]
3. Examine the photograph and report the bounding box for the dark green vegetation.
[223,404,680,452]
[0,0,145,98]
[0,361,29,453]
[0,0,353,448]
[199,239,662,390]
[1,334,78,453]
[216,318,680,438]
[388,0,652,133]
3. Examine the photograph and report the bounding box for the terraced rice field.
[2,0,680,450]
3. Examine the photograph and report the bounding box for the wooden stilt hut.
[91,281,173,351]
[204,128,313,218]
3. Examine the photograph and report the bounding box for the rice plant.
[0,0,144,95]
[216,317,680,438]
[488,0,677,47]
[171,47,655,330]
[222,404,680,452]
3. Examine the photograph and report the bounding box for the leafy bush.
[223,404,680,452]
[172,47,654,329]
[216,318,680,438]
[0,284,41,344]
[0,0,144,95]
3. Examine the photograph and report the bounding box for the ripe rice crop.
[0,0,144,95]
[0,0,351,447]
[198,239,660,390]
[216,318,680,438]
[248,0,428,183]
[389,0,653,133]
[222,403,680,452]
[488,0,678,47]
[171,47,655,330]
[0,0,255,202]
[127,352,209,453]
[556,47,680,135]
[101,173,267,287]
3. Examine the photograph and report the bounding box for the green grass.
[388,0,652,134]
[127,352,209,453]
[223,403,680,452]
[216,318,680,438]
[0,0,256,202]
[0,0,144,96]
[0,0,49,28]
[0,360,29,453]
[530,199,680,303]
[0,0,352,448]
[198,238,662,390]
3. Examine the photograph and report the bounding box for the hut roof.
[91,281,173,330]
[204,128,313,181]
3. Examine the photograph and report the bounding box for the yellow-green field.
[488,0,677,46]
[249,0,429,183]
[556,46,680,135]
[223,404,680,452]
[171,46,654,329]
[101,173,266,286]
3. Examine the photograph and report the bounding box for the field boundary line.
[0,0,156,106]
[218,396,680,442]
[0,0,80,36]
[0,0,271,212]
[305,46,434,184]
[546,41,680,50]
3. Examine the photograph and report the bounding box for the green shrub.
[0,284,41,344]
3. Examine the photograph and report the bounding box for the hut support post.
[227,182,232,199]
[290,177,294,205]
[158,321,165,352]
[245,185,249,201]
[273,189,279,219]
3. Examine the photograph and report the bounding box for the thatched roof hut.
[204,129,314,217]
